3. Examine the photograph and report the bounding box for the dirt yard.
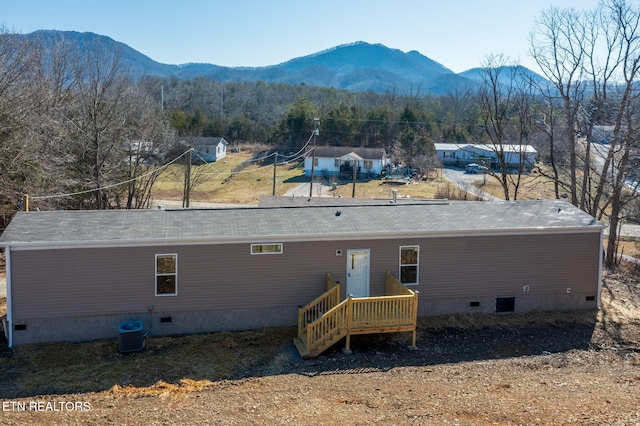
[1,266,639,425]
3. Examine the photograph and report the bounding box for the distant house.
[0,200,604,347]
[176,137,228,163]
[304,146,391,178]
[435,143,537,170]
[122,140,159,164]
[122,140,154,153]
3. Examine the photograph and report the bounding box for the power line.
[190,128,315,173]
[30,149,193,200]
[31,140,313,203]
[194,148,311,177]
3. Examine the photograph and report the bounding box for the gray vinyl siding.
[417,232,600,299]
[9,240,374,320]
[9,230,600,322]
[10,242,335,320]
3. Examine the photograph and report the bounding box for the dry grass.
[152,153,450,203]
[152,152,306,204]
[326,177,446,200]
[472,168,560,200]
[1,325,296,397]
[108,378,215,398]
[616,238,640,258]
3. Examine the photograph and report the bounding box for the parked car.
[465,163,489,173]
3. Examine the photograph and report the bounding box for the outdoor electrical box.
[118,320,145,353]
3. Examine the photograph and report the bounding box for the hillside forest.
[1,0,640,267]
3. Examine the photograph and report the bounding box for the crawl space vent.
[495,297,515,313]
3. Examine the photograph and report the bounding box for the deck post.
[297,306,303,339]
[342,295,353,355]
[410,290,419,350]
[343,334,352,355]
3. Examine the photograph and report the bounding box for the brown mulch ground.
[0,266,639,425]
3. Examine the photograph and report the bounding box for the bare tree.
[595,0,640,267]
[440,85,476,142]
[121,85,174,209]
[533,97,566,199]
[477,55,536,200]
[530,6,588,206]
[0,27,41,217]
[67,38,135,209]
[532,0,640,268]
[28,31,80,210]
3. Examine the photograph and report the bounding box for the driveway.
[441,167,501,201]
[283,181,334,198]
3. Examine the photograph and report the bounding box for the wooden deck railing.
[349,295,417,330]
[386,270,416,296]
[303,298,349,356]
[295,271,419,358]
[297,273,340,338]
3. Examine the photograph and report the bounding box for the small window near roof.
[156,254,177,296]
[251,243,283,255]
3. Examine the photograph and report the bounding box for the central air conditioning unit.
[118,320,145,353]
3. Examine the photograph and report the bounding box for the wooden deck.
[294,271,419,359]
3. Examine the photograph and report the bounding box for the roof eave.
[0,225,604,251]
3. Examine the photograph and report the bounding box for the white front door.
[347,249,370,297]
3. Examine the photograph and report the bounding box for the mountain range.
[19,30,546,95]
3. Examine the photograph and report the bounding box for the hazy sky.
[3,0,601,74]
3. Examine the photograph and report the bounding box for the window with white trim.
[251,243,283,255]
[156,254,177,296]
[399,246,419,285]
[363,160,373,169]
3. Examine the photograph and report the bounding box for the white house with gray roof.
[304,146,391,178]
[175,137,228,163]
[0,200,603,347]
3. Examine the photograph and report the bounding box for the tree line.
[1,0,639,268]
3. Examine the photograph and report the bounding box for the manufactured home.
[435,143,537,170]
[0,200,603,350]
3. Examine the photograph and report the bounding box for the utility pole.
[309,118,320,197]
[183,146,192,208]
[272,151,277,196]
[352,159,357,198]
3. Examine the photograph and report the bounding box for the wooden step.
[293,337,310,359]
